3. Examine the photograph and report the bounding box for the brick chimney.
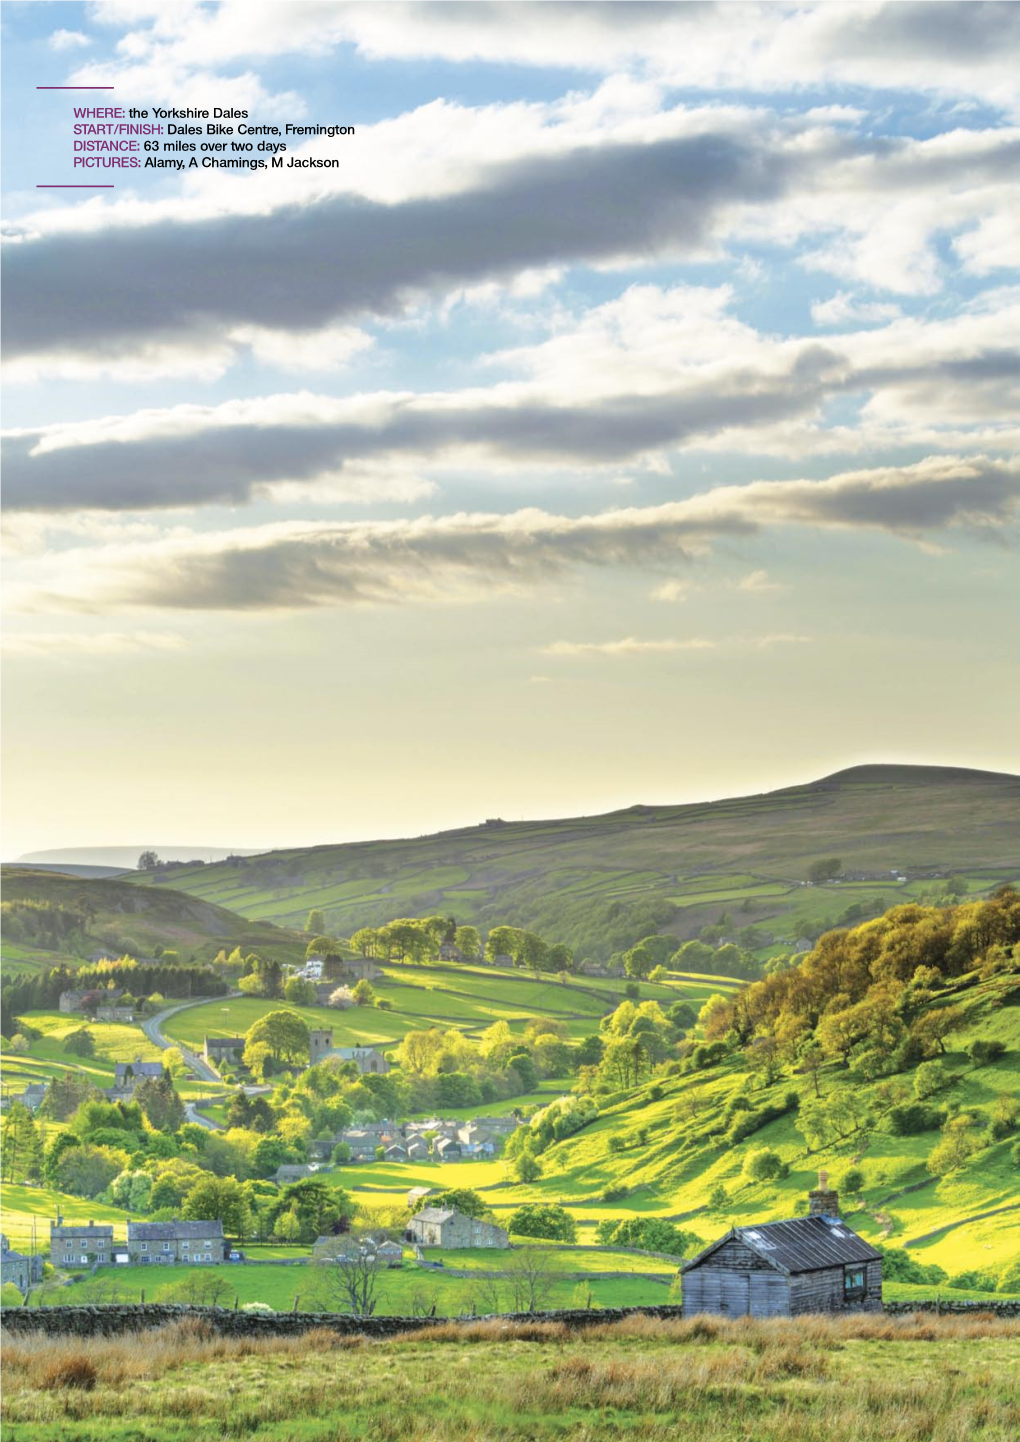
[808,1169,840,1218]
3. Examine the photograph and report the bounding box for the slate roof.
[51,1222,114,1239]
[413,1208,457,1225]
[682,1215,883,1276]
[128,1220,224,1241]
[114,1060,164,1079]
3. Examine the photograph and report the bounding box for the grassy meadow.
[3,1313,1019,1441]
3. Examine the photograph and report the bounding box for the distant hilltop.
[12,845,262,870]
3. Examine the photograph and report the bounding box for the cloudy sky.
[2,1,1018,857]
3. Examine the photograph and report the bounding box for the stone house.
[407,1186,435,1209]
[406,1139,430,1161]
[435,1138,462,1160]
[95,1004,135,1023]
[50,1220,115,1268]
[374,1240,404,1267]
[113,1059,165,1090]
[409,1208,509,1249]
[332,1046,390,1075]
[438,943,464,962]
[13,1082,48,1114]
[338,1130,382,1162]
[128,1219,225,1265]
[1,1234,42,1292]
[680,1174,883,1318]
[274,1164,317,1183]
[341,958,383,983]
[203,1035,245,1066]
[384,1143,408,1162]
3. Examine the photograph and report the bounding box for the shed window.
[843,1266,866,1300]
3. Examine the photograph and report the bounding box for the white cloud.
[543,637,715,657]
[811,292,903,327]
[738,570,787,593]
[49,29,92,51]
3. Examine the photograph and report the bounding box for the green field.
[123,765,1020,958]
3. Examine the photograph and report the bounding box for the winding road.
[141,993,270,1130]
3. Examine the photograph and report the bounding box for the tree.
[927,1114,982,1177]
[742,1147,785,1182]
[504,1249,555,1314]
[410,1188,491,1220]
[507,1204,577,1242]
[284,976,317,1006]
[183,1175,253,1238]
[40,1072,97,1122]
[912,1005,967,1057]
[808,858,842,884]
[168,1272,233,1307]
[134,1073,186,1132]
[63,1028,96,1058]
[305,909,326,935]
[841,1167,865,1201]
[244,1010,310,1066]
[913,1060,948,1099]
[352,979,375,1006]
[454,925,481,959]
[512,1151,543,1183]
[137,850,160,871]
[54,1144,126,1198]
[313,1236,383,1316]
[273,1179,356,1242]
[595,1217,700,1256]
[0,1102,43,1182]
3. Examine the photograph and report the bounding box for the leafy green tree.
[244,1010,310,1066]
[134,1073,185,1133]
[54,1143,127,1198]
[183,1175,253,1238]
[454,925,481,959]
[808,858,842,884]
[305,909,325,935]
[352,978,375,1006]
[410,1188,492,1220]
[511,1151,543,1183]
[914,1060,948,1099]
[507,1204,576,1241]
[63,1028,96,1058]
[742,1146,785,1182]
[0,1101,43,1182]
[272,1179,356,1242]
[284,976,317,1005]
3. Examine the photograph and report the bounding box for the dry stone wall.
[3,1298,1018,1339]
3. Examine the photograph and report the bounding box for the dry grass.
[2,1313,1018,1440]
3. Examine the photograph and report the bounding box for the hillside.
[0,867,306,975]
[127,765,1020,958]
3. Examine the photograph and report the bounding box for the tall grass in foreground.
[2,1313,1019,1441]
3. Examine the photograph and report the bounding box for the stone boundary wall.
[3,1298,1018,1338]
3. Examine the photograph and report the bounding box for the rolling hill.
[126,764,1020,959]
[0,867,306,975]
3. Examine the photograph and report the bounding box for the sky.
[1,1,1018,858]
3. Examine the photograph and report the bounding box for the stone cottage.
[127,1219,225,1265]
[1,1234,42,1292]
[50,1219,115,1268]
[409,1208,509,1249]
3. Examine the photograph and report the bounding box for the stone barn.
[680,1173,882,1318]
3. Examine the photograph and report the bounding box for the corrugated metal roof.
[682,1216,883,1276]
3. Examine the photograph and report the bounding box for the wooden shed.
[680,1173,883,1317]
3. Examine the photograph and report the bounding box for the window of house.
[843,1266,866,1299]
[204,1240,212,1248]
[140,1242,148,1252]
[163,1242,171,1251]
[182,1241,190,1250]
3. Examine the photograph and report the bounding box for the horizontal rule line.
[36,86,116,90]
[37,184,116,188]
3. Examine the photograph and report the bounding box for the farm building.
[2,1234,42,1292]
[680,1174,882,1317]
[409,1208,509,1249]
